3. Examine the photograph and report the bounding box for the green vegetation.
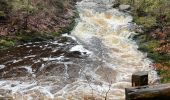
[0,31,60,49]
[120,0,170,28]
[139,40,159,52]
[0,0,12,12]
[59,18,77,34]
[0,0,78,49]
[0,0,12,23]
[119,0,170,83]
[158,69,170,83]
[0,11,5,16]
[134,16,156,28]
[17,33,53,43]
[0,37,16,49]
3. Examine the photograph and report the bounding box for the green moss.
[17,33,52,43]
[148,53,170,63]
[121,0,170,83]
[161,78,170,83]
[137,39,170,63]
[18,35,35,43]
[59,19,76,34]
[136,39,170,83]
[138,40,159,52]
[135,34,150,43]
[0,11,5,16]
[165,61,170,66]
[0,32,60,50]
[0,39,16,49]
[134,16,156,28]
[166,13,170,25]
[136,34,170,83]
[159,70,170,83]
[0,0,12,11]
[51,32,60,37]
[12,0,36,11]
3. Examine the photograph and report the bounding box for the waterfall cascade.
[0,0,158,99]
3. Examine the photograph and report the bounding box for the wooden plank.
[125,83,170,100]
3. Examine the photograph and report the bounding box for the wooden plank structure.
[125,83,170,100]
[125,71,170,100]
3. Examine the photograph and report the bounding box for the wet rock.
[0,89,11,95]
[67,64,81,79]
[112,0,120,8]
[0,65,5,69]
[45,64,65,75]
[119,5,131,11]
[0,89,12,100]
[11,84,16,87]
[65,51,82,58]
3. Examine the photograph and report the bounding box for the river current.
[0,0,158,100]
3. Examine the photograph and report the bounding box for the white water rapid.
[0,0,158,100]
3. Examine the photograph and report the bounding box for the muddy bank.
[0,0,81,49]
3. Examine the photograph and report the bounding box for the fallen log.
[125,83,170,100]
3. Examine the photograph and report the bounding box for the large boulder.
[119,4,131,11]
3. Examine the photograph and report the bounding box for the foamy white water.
[0,0,158,100]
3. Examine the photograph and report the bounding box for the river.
[0,0,158,100]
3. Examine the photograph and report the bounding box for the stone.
[119,5,131,11]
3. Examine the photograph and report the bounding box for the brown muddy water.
[0,0,159,100]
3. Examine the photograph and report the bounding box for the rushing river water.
[0,0,158,100]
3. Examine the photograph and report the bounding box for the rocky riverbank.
[116,0,170,83]
[0,0,81,49]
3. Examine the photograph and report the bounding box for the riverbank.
[0,0,80,49]
[117,0,170,83]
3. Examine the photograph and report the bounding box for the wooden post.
[125,83,170,100]
[132,71,148,87]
